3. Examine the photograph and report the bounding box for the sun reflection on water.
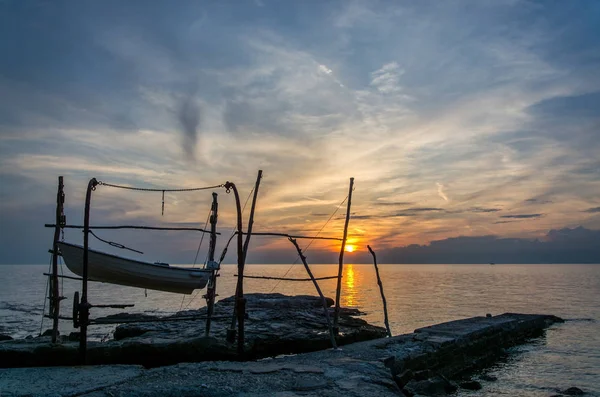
[342,263,357,307]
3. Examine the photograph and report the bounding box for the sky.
[1,0,599,264]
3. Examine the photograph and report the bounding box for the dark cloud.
[500,214,543,219]
[376,227,600,264]
[468,207,502,213]
[373,201,414,206]
[178,94,201,161]
[584,207,600,213]
[525,198,553,204]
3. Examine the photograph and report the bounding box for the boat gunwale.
[57,241,213,274]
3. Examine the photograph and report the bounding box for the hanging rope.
[89,230,144,254]
[97,181,224,216]
[181,187,255,312]
[216,186,255,265]
[269,194,349,293]
[97,181,224,192]
[193,211,212,267]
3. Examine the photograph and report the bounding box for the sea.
[0,263,598,396]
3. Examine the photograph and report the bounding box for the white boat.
[57,242,212,294]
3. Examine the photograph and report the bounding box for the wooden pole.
[79,178,98,364]
[242,170,262,263]
[288,238,337,349]
[367,245,392,337]
[50,176,64,343]
[333,177,354,333]
[224,181,245,355]
[226,170,263,355]
[204,192,219,337]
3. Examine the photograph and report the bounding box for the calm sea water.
[1,263,598,396]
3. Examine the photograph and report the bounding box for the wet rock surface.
[0,312,563,396]
[0,293,385,368]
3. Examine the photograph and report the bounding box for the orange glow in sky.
[345,244,355,253]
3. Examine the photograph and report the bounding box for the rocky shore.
[0,293,385,368]
[0,294,567,396]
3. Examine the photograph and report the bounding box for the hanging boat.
[57,242,212,294]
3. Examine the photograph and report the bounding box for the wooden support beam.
[334,177,354,333]
[367,245,392,337]
[79,178,98,364]
[50,176,64,343]
[205,192,219,337]
[288,238,337,349]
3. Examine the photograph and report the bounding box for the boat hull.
[57,242,211,294]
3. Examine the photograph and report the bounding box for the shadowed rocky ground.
[0,312,565,397]
[0,293,386,368]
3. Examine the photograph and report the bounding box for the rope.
[89,230,144,254]
[181,186,255,312]
[269,194,349,293]
[98,181,224,192]
[216,187,255,265]
[193,211,212,267]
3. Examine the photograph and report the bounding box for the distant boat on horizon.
[489,262,496,265]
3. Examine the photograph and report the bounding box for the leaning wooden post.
[333,177,354,333]
[242,170,262,263]
[224,181,245,355]
[50,176,65,343]
[204,192,219,337]
[79,177,98,364]
[288,238,337,349]
[367,245,392,337]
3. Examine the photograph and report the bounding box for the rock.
[394,369,414,388]
[460,380,482,390]
[480,374,498,382]
[40,329,59,337]
[293,378,329,391]
[112,293,386,362]
[404,376,448,396]
[561,387,585,395]
[0,334,13,341]
[413,369,433,381]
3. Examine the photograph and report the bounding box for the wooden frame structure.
[44,172,369,364]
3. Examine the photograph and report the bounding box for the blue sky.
[1,0,599,264]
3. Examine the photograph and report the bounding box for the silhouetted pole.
[333,177,354,333]
[80,177,98,364]
[204,192,219,337]
[226,170,263,356]
[50,176,65,343]
[288,238,337,349]
[367,245,392,337]
[224,181,246,355]
[242,170,262,263]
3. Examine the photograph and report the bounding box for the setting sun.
[345,245,355,253]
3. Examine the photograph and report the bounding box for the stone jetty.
[0,295,563,396]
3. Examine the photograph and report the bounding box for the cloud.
[374,201,414,206]
[436,182,449,202]
[584,207,600,213]
[468,207,501,213]
[525,198,553,204]
[178,93,201,161]
[500,214,544,219]
[375,227,600,264]
[370,62,403,94]
[1,0,600,263]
